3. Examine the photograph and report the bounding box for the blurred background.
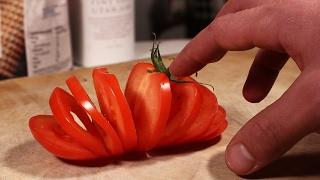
[0,0,226,80]
[136,0,225,40]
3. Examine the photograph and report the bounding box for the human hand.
[169,0,320,175]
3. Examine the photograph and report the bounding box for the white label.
[77,0,135,67]
[24,0,73,76]
[87,0,134,40]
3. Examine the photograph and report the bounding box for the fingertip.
[169,21,228,77]
[225,143,257,175]
[168,58,189,77]
[168,60,204,77]
[242,84,266,103]
[169,47,191,77]
[169,47,209,77]
[242,50,288,103]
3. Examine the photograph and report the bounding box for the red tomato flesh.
[66,76,124,155]
[125,63,172,151]
[49,88,107,157]
[29,64,228,161]
[200,106,228,141]
[93,67,137,152]
[175,85,219,145]
[29,115,99,160]
[157,79,202,147]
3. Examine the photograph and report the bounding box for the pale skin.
[169,0,320,175]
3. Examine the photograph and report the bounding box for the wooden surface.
[0,49,319,180]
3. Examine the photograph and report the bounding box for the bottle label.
[24,0,73,76]
[79,0,135,66]
[88,0,134,40]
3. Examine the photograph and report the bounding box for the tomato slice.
[92,67,137,151]
[29,115,98,160]
[157,79,202,147]
[125,63,172,151]
[49,88,107,157]
[176,85,219,144]
[200,106,228,141]
[125,63,154,109]
[66,76,124,155]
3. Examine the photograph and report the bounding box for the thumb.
[225,71,320,175]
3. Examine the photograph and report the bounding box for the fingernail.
[226,143,256,175]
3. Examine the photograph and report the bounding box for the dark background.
[135,0,226,40]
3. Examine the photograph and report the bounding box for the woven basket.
[0,0,26,79]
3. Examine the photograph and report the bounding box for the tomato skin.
[125,63,172,151]
[66,76,124,156]
[93,68,137,151]
[200,106,228,141]
[125,63,154,109]
[29,115,99,160]
[174,85,219,145]
[157,79,202,147]
[49,88,108,157]
[29,63,228,161]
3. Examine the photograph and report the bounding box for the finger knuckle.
[206,18,225,46]
[207,18,222,36]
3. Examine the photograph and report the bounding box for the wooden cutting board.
[0,49,319,180]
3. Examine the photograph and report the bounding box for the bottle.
[24,0,73,76]
[69,0,135,67]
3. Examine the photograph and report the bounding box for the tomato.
[200,106,228,141]
[29,43,228,161]
[92,67,137,151]
[29,115,99,160]
[174,85,219,145]
[157,79,202,147]
[66,76,124,155]
[125,63,154,109]
[49,88,108,157]
[125,63,172,151]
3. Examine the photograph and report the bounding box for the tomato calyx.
[151,39,216,93]
[150,34,185,83]
[151,40,168,75]
[151,39,190,84]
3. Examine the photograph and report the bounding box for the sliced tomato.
[125,63,154,109]
[200,106,228,141]
[29,115,98,160]
[157,79,202,147]
[66,76,124,156]
[176,85,219,144]
[92,67,137,151]
[49,88,107,157]
[218,105,226,117]
[29,62,228,160]
[125,63,172,151]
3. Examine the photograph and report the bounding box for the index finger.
[169,4,283,77]
[169,26,227,77]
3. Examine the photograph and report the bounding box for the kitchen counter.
[0,49,319,179]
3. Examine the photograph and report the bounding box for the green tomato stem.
[151,41,169,74]
[150,34,214,91]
